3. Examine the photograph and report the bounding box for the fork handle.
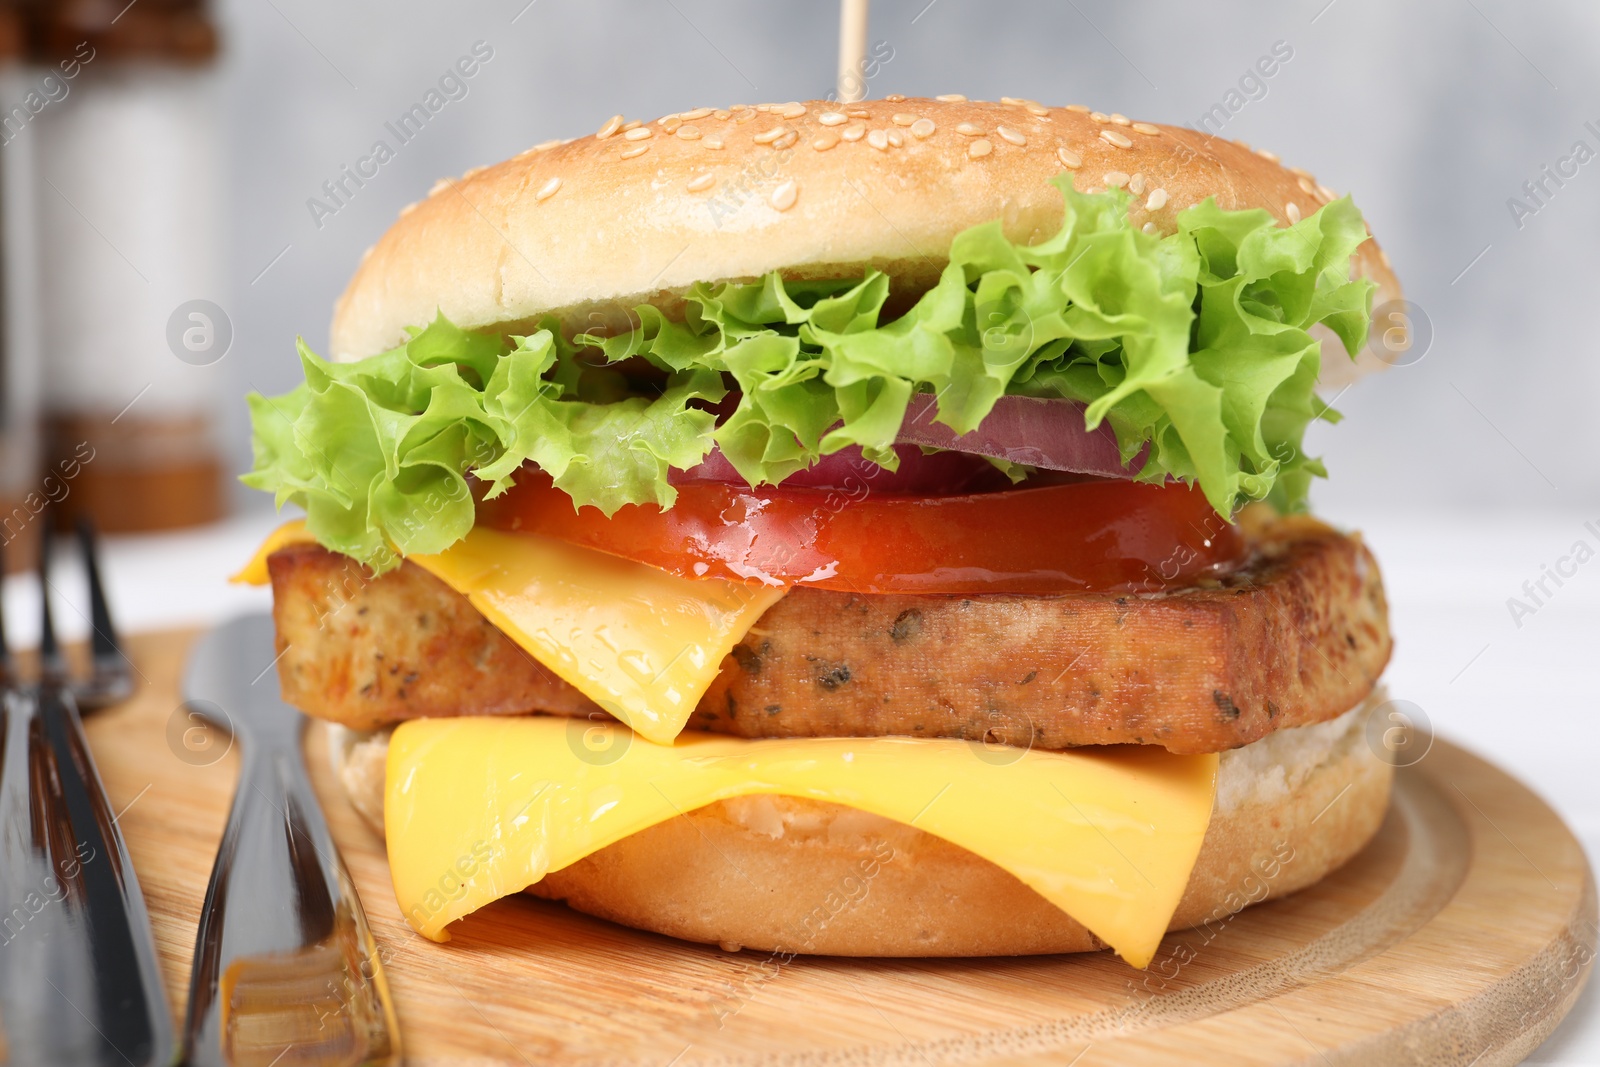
[182,724,399,1067]
[0,685,174,1067]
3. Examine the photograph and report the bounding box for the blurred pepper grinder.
[0,0,43,569]
[33,0,223,532]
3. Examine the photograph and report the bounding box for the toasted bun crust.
[330,97,1400,385]
[330,696,1391,957]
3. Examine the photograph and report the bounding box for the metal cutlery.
[180,612,399,1067]
[68,519,138,711]
[0,525,172,1067]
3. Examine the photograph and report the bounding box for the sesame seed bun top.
[329,95,1400,385]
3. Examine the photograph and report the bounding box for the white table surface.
[7,505,1595,1063]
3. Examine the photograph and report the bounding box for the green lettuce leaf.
[243,316,724,571]
[246,176,1374,571]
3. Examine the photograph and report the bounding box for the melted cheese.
[230,519,316,584]
[385,716,1218,967]
[234,521,784,744]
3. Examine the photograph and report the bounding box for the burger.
[235,95,1397,968]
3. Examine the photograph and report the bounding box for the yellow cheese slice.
[234,520,786,744]
[386,716,1218,967]
[407,529,784,744]
[230,518,316,584]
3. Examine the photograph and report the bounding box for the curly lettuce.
[245,176,1375,572]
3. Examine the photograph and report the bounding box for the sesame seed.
[887,128,904,147]
[686,173,716,192]
[754,104,775,112]
[620,144,649,159]
[596,114,624,139]
[780,102,807,119]
[1090,111,1110,123]
[1103,170,1129,188]
[1289,166,1311,179]
[532,139,562,151]
[661,116,683,133]
[935,93,967,102]
[812,132,840,151]
[713,109,731,120]
[1065,104,1090,113]
[621,120,641,131]
[1110,113,1131,126]
[910,118,936,139]
[1146,188,1169,210]
[996,125,1027,146]
[1142,221,1159,234]
[1297,176,1316,195]
[1257,148,1280,162]
[462,165,488,181]
[770,180,799,211]
[819,111,848,126]
[891,113,916,126]
[867,128,889,151]
[1131,122,1160,136]
[753,127,786,144]
[1025,103,1050,116]
[847,109,870,119]
[1316,184,1336,202]
[535,176,562,201]
[681,107,714,121]
[703,138,725,150]
[772,129,799,150]
[624,126,652,141]
[955,122,983,136]
[1056,146,1082,169]
[398,201,419,216]
[1101,129,1134,148]
[428,178,450,196]
[1001,96,1024,105]
[968,138,993,158]
[1128,172,1147,195]
[677,125,702,140]
[884,93,906,102]
[841,123,866,142]
[1285,202,1301,223]
[733,109,758,123]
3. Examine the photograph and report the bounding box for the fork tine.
[80,518,119,660]
[37,528,66,686]
[76,517,134,709]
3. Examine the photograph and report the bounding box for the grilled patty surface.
[268,513,1390,754]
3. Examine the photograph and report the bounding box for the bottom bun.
[330,695,1392,957]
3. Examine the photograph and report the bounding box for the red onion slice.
[675,443,1009,493]
[675,394,1145,490]
[896,394,1144,478]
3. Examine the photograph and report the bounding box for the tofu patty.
[267,513,1389,755]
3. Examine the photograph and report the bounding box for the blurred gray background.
[209,0,1599,519]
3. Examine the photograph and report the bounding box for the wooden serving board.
[92,630,1594,1066]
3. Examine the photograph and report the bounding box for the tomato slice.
[479,470,1245,595]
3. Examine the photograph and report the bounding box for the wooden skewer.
[837,0,870,103]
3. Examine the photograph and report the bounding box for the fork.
[0,524,173,1066]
